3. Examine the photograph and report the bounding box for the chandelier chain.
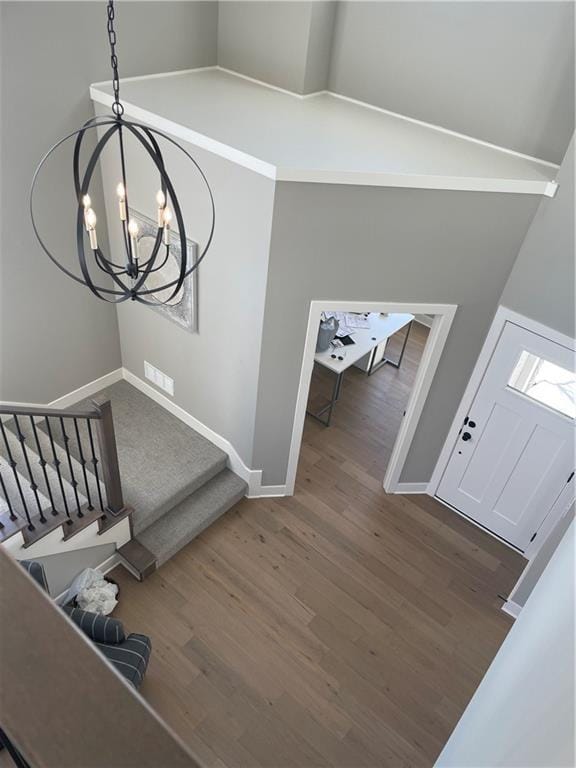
[107,0,123,116]
[30,0,215,305]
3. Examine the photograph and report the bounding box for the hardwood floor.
[110,322,526,767]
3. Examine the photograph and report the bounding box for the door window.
[508,351,576,419]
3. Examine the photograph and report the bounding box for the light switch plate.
[162,373,174,396]
[144,361,174,397]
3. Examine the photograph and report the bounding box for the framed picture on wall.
[132,210,198,334]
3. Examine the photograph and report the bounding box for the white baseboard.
[393,482,429,494]
[501,600,522,620]
[50,369,124,409]
[116,553,144,582]
[247,484,287,499]
[0,368,124,413]
[98,551,123,576]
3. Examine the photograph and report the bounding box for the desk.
[307,312,414,426]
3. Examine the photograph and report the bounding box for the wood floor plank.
[194,717,260,768]
[182,543,328,668]
[109,322,526,767]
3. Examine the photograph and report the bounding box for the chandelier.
[30,0,214,305]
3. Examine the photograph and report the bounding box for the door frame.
[285,300,457,496]
[429,305,576,559]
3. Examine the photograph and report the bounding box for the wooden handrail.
[0,549,200,768]
[0,403,101,419]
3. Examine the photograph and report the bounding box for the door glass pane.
[508,350,576,419]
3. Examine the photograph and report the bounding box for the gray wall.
[217,1,336,94]
[328,1,575,163]
[499,137,575,606]
[217,1,574,161]
[511,505,574,608]
[253,184,540,485]
[436,521,575,768]
[4,1,571,493]
[218,0,574,163]
[303,2,338,94]
[30,543,116,598]
[95,104,276,467]
[0,2,217,404]
[501,136,575,337]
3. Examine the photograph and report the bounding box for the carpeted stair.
[2,381,246,572]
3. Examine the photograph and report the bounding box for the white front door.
[437,322,575,552]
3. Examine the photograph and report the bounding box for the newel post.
[93,400,124,515]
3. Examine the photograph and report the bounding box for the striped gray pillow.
[63,606,125,644]
[19,560,49,592]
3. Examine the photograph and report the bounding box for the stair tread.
[3,381,246,561]
[0,508,27,543]
[118,538,157,580]
[137,468,247,566]
[21,510,71,548]
[41,381,229,534]
[62,506,106,540]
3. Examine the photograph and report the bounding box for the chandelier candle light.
[30,0,214,305]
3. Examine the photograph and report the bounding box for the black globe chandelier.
[30,0,214,305]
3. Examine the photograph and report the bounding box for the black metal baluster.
[44,417,72,524]
[0,420,34,531]
[0,726,32,768]
[73,418,93,511]
[87,418,105,512]
[13,415,45,523]
[59,417,83,518]
[29,416,59,517]
[0,464,17,522]
[0,468,8,527]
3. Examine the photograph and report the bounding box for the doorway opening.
[285,301,456,495]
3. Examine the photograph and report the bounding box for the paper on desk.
[343,313,370,329]
[325,311,371,329]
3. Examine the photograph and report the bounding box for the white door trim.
[429,304,576,558]
[285,301,457,496]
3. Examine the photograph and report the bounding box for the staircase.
[0,381,247,576]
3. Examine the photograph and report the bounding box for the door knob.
[462,432,472,441]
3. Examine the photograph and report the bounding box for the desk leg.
[334,370,344,401]
[368,321,413,375]
[306,369,343,427]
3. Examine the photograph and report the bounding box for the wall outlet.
[144,361,174,397]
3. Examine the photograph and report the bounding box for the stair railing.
[0,400,124,537]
